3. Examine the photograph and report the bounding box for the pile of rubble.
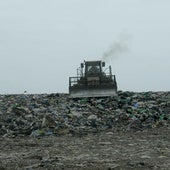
[0,91,169,137]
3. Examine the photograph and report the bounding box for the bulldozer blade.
[69,88,117,98]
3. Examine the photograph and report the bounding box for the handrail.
[69,75,116,87]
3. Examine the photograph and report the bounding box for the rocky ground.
[0,91,170,169]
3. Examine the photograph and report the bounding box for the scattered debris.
[0,91,169,137]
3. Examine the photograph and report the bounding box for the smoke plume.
[102,34,130,63]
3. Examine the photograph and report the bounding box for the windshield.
[86,65,100,75]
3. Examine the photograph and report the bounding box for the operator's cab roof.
[85,60,102,65]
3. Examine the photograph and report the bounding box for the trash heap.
[0,92,169,137]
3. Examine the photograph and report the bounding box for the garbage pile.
[0,92,169,137]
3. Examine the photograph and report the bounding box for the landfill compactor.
[69,60,118,98]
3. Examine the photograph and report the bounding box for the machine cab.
[83,61,105,76]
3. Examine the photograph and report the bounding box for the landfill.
[0,91,170,170]
[0,91,169,138]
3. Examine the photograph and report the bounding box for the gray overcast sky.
[0,0,170,94]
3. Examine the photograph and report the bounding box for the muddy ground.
[0,127,170,170]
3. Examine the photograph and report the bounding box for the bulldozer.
[69,60,118,98]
